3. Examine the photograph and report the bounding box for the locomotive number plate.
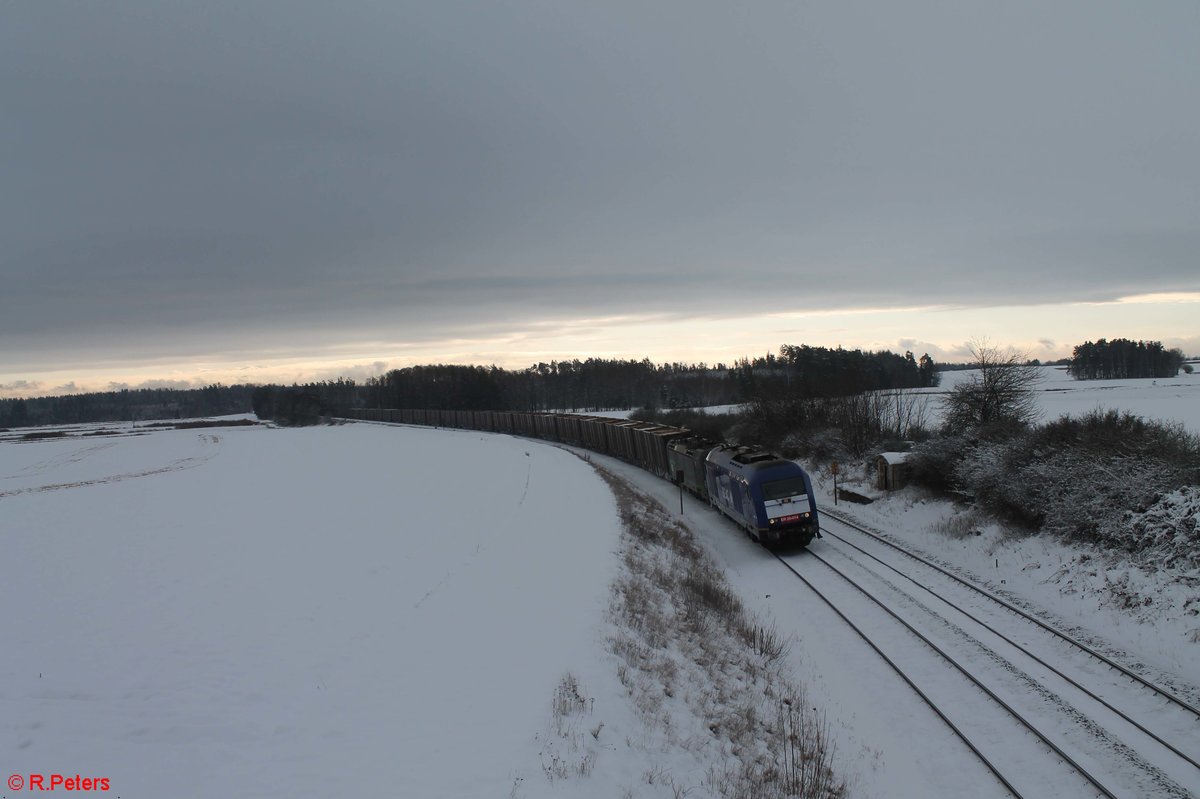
[779,513,802,524]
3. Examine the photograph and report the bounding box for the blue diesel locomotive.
[703,445,820,548]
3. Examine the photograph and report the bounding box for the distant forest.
[1068,338,1188,380]
[0,385,257,430]
[1,345,939,428]
[7,338,1187,429]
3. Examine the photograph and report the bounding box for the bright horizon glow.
[3,294,1197,400]
[1107,292,1200,305]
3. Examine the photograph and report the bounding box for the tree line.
[731,345,940,400]
[360,359,741,415]
[0,385,256,429]
[1068,338,1187,380]
[2,347,941,429]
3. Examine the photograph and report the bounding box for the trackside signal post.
[676,469,685,514]
[830,461,839,506]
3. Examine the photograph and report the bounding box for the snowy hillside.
[1,423,624,797]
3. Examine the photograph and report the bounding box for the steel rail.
[818,523,1200,774]
[821,507,1200,721]
[769,552,1025,799]
[787,548,1122,799]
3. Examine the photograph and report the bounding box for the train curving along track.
[346,415,1198,796]
[776,513,1200,799]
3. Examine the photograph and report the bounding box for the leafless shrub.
[644,764,672,785]
[669,776,696,798]
[540,673,600,785]
[772,696,841,798]
[542,755,569,782]
[552,673,589,719]
[742,622,789,664]
[943,340,1042,433]
[612,631,651,670]
[933,509,987,540]
[878,388,933,439]
[828,393,886,457]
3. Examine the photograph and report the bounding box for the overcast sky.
[3,1,1198,396]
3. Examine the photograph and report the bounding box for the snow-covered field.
[934,365,1200,433]
[3,399,1197,797]
[1,423,624,797]
[598,366,1200,434]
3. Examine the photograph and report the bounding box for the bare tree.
[943,340,1042,432]
[881,388,933,439]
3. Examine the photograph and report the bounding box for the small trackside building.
[876,451,910,491]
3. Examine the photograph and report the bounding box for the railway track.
[349,416,1198,795]
[775,514,1200,799]
[821,509,1200,718]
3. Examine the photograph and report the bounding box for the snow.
[587,454,1012,798]
[575,366,1200,434]
[591,452,1200,798]
[810,479,1200,692]
[933,365,1200,432]
[3,408,1197,797]
[1,424,620,797]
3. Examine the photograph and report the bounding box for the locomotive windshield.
[761,477,806,500]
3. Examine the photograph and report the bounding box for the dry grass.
[932,508,987,540]
[594,464,846,799]
[541,672,599,783]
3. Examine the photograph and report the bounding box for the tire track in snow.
[415,450,533,610]
[0,434,221,500]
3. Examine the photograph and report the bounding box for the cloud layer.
[3,1,1198,375]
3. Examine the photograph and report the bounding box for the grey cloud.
[0,380,43,393]
[1167,336,1200,357]
[3,1,1198,370]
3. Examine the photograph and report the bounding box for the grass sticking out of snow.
[538,673,598,786]
[594,465,846,799]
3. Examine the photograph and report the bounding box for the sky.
[3,1,1198,398]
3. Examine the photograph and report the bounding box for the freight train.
[345,408,820,549]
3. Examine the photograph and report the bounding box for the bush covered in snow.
[1122,487,1200,569]
[906,431,972,494]
[909,410,1200,555]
